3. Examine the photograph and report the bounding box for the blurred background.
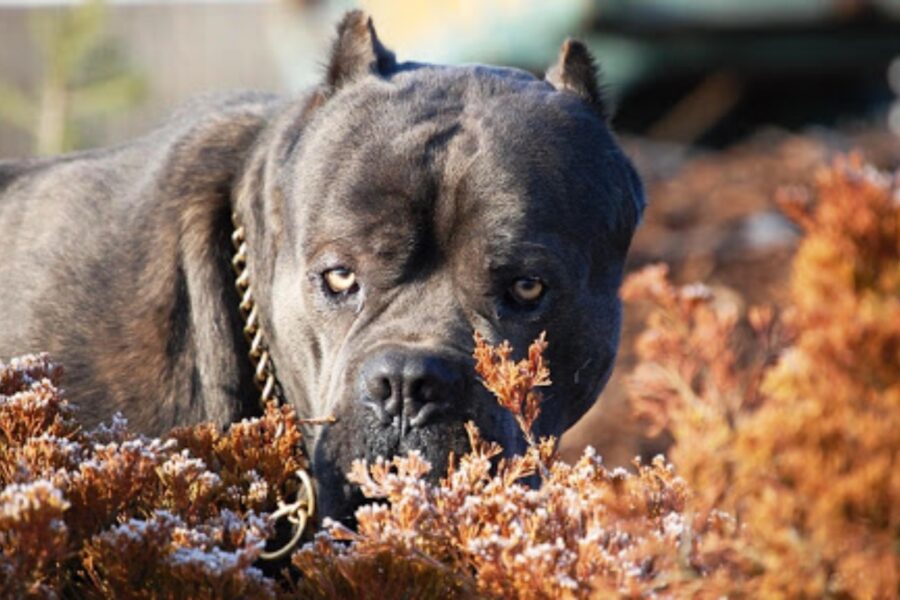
[1,0,899,463]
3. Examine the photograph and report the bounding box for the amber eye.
[323,268,358,294]
[510,277,545,304]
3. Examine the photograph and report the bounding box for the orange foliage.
[623,154,900,597]
[737,155,900,597]
[293,337,719,599]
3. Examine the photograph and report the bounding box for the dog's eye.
[323,268,358,294]
[509,277,545,304]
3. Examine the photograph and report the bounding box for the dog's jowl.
[0,11,644,522]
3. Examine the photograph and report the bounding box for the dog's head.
[237,11,644,523]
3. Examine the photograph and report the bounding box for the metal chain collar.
[230,216,278,404]
[230,213,315,561]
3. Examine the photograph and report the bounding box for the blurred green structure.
[0,0,144,156]
[589,0,900,92]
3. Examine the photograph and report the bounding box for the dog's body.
[0,13,644,521]
[0,92,279,431]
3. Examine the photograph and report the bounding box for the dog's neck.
[231,213,322,558]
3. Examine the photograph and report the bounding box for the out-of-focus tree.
[0,0,144,156]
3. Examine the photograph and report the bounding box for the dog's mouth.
[306,341,531,524]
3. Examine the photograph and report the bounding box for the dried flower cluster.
[2,155,896,598]
[472,331,550,447]
[738,155,900,596]
[0,343,714,599]
[293,424,698,599]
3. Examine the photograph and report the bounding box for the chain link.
[230,213,314,560]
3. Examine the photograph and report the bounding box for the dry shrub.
[0,344,707,599]
[2,154,897,598]
[737,155,899,597]
[0,356,309,598]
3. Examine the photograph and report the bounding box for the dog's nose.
[360,348,466,431]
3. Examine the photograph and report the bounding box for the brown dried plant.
[736,154,900,597]
[0,355,307,599]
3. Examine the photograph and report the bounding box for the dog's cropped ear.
[545,39,608,119]
[325,10,396,94]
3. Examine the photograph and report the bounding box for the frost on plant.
[0,354,301,599]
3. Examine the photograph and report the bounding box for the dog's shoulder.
[155,90,284,157]
[144,91,286,205]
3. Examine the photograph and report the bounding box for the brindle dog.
[0,11,644,522]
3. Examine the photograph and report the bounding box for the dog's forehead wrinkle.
[305,61,587,164]
[296,66,608,253]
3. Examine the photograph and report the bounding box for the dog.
[0,11,644,522]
